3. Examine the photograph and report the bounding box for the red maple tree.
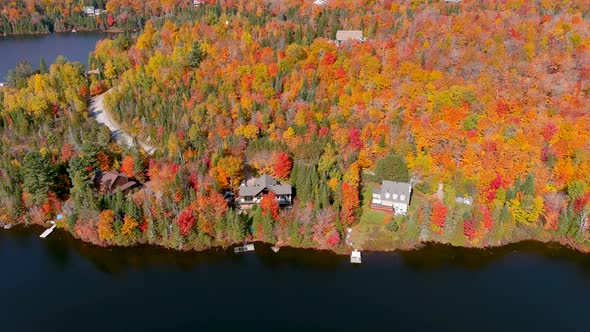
[464,219,477,240]
[431,200,448,229]
[177,208,195,236]
[121,155,135,178]
[341,182,360,226]
[273,152,292,179]
[260,192,279,220]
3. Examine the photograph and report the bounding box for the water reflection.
[5,226,590,277]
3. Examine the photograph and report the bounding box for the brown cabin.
[93,170,139,195]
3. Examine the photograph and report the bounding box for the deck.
[370,204,394,213]
[350,250,362,264]
[234,244,255,253]
[40,221,56,239]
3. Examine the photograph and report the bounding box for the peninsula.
[0,0,589,255]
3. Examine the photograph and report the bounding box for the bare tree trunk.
[579,210,589,233]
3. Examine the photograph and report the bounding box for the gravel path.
[89,91,156,154]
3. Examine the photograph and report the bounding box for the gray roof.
[378,180,412,205]
[238,174,292,197]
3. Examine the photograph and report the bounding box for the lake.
[2,32,590,332]
[2,226,590,332]
[0,32,106,80]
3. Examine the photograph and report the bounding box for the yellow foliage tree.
[234,124,259,140]
[510,195,544,224]
[97,210,116,242]
[121,215,139,238]
[216,156,244,188]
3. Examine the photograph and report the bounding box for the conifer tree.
[22,152,56,204]
[187,41,205,68]
[375,153,409,182]
[39,58,48,74]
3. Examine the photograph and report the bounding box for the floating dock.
[40,225,56,239]
[234,244,255,253]
[350,249,362,264]
[40,221,56,239]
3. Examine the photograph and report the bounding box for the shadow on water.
[393,241,590,271]
[3,225,590,277]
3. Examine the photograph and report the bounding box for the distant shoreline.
[1,27,131,37]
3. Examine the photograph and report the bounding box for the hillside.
[1,0,589,251]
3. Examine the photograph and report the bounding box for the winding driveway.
[89,90,156,154]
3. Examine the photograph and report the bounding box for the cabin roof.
[238,174,292,197]
[93,170,139,194]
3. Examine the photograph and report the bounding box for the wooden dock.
[40,221,56,239]
[234,244,255,253]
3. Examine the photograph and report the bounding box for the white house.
[371,180,412,215]
[455,196,473,205]
[83,6,96,16]
[335,30,364,45]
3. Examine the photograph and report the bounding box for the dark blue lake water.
[0,32,105,80]
[1,226,590,332]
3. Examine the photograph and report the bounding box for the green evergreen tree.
[125,198,142,221]
[39,57,48,74]
[68,156,96,210]
[6,60,34,89]
[374,152,410,182]
[288,219,302,245]
[187,41,205,68]
[262,213,276,243]
[521,173,535,196]
[21,151,56,204]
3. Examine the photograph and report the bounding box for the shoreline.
[3,221,588,256]
[1,28,129,37]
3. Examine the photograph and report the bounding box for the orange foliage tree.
[260,192,279,220]
[273,152,293,180]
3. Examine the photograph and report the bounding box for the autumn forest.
[1,0,590,253]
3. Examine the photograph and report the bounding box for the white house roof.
[374,180,412,205]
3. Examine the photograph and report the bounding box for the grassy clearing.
[351,182,430,250]
[351,183,399,250]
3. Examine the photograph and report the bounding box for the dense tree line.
[1,0,590,252]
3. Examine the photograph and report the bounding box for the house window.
[400,194,406,201]
[385,192,390,199]
[245,196,253,202]
[392,193,398,200]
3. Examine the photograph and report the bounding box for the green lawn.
[350,183,393,249]
[351,182,426,250]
